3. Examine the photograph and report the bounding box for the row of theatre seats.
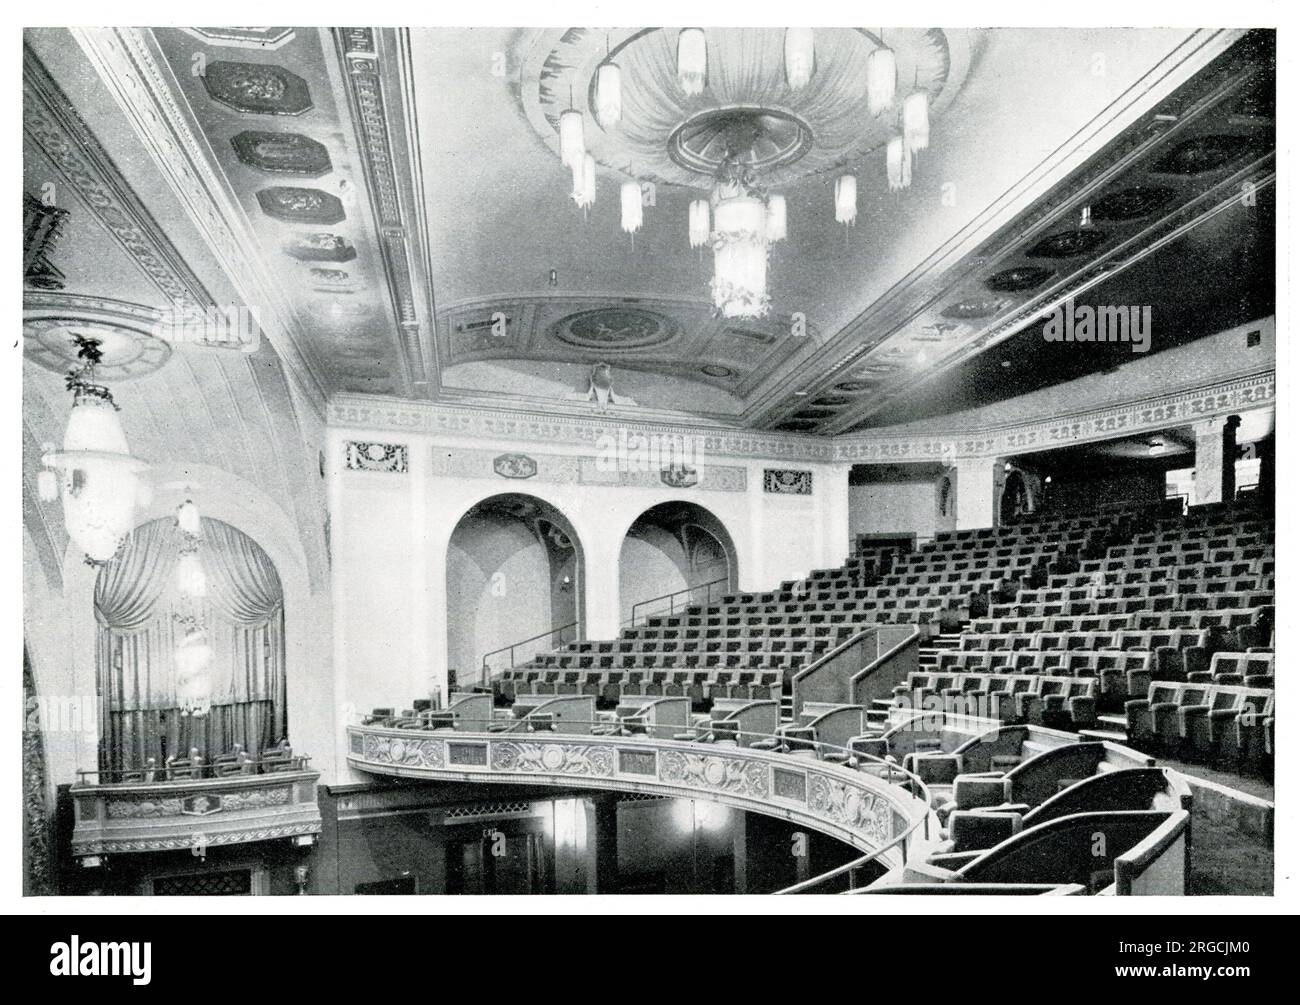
[359,692,1192,894]
[493,509,1138,705]
[923,499,1275,778]
[105,742,306,783]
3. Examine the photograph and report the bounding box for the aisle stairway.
[863,630,964,732]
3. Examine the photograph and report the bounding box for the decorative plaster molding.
[345,441,409,473]
[22,46,213,311]
[347,725,926,859]
[68,27,330,415]
[833,368,1275,463]
[332,367,1272,467]
[331,395,834,463]
[764,469,814,495]
[430,446,747,492]
[331,27,436,392]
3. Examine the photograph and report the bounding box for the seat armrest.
[906,753,962,785]
[947,810,1022,853]
[953,774,1011,809]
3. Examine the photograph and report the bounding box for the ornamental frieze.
[490,741,616,777]
[658,750,769,799]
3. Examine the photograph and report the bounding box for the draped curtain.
[95,517,286,773]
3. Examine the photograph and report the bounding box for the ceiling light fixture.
[688,198,711,248]
[38,334,147,564]
[834,174,857,225]
[559,103,585,169]
[866,37,896,115]
[709,155,771,317]
[677,28,707,95]
[620,180,643,233]
[765,193,787,242]
[887,133,911,190]
[902,90,930,154]
[784,28,815,89]
[595,58,622,128]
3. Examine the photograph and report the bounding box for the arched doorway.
[1000,470,1031,524]
[619,501,739,625]
[94,515,286,775]
[447,494,584,688]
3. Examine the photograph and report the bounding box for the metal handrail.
[774,829,915,895]
[480,621,579,685]
[74,753,312,785]
[347,710,935,893]
[628,577,729,628]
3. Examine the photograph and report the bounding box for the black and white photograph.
[7,3,1294,947]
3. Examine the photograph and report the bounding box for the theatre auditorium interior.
[21,26,1276,898]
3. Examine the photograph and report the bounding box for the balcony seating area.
[100,741,308,783]
[491,506,1142,712]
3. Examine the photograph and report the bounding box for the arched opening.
[1000,469,1031,524]
[619,501,739,625]
[447,494,584,688]
[94,516,286,775]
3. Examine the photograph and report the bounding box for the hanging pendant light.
[40,335,146,563]
[621,180,643,233]
[784,28,815,89]
[887,133,912,190]
[766,193,787,242]
[571,153,596,209]
[688,198,711,248]
[710,195,770,318]
[174,624,213,717]
[595,60,622,128]
[176,499,202,536]
[903,90,930,154]
[834,174,857,225]
[558,107,585,169]
[866,42,896,116]
[177,550,207,598]
[677,28,707,95]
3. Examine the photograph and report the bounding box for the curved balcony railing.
[346,712,933,889]
[69,758,321,862]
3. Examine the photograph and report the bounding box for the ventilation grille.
[152,869,252,896]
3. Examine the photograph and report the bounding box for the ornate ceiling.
[22,26,1274,436]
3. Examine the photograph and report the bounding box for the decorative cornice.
[833,368,1275,463]
[22,45,213,311]
[331,28,435,393]
[68,27,331,416]
[330,365,1273,466]
[329,394,836,463]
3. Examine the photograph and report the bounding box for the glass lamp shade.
[45,393,145,562]
[177,551,208,597]
[834,174,857,224]
[677,28,707,95]
[174,627,213,717]
[710,195,770,318]
[887,134,912,190]
[559,108,585,169]
[903,91,930,153]
[595,61,622,128]
[866,45,897,115]
[688,198,711,248]
[621,181,643,233]
[766,193,787,242]
[176,499,202,536]
[784,28,815,89]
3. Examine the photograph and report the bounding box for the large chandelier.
[708,155,775,318]
[38,335,147,564]
[542,28,947,320]
[173,498,212,716]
